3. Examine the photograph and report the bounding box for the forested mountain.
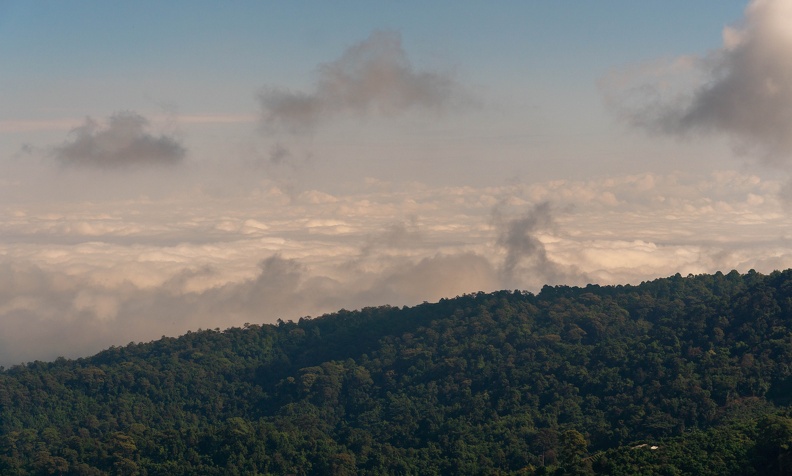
[3,269,792,474]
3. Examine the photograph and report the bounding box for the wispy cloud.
[175,114,257,125]
[53,111,186,168]
[259,30,464,134]
[603,0,792,163]
[494,201,584,289]
[359,219,422,257]
[0,118,83,133]
[268,143,292,165]
[0,114,256,134]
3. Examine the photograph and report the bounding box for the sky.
[2,0,791,365]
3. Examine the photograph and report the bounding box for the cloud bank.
[0,171,788,366]
[0,252,500,367]
[259,30,462,134]
[54,111,186,168]
[603,0,792,162]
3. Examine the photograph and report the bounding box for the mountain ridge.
[2,269,792,474]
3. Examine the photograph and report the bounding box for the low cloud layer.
[603,0,792,162]
[260,30,462,134]
[0,171,788,366]
[0,252,499,367]
[54,111,186,168]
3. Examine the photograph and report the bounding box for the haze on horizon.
[1,0,791,366]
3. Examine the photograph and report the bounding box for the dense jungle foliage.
[3,269,792,474]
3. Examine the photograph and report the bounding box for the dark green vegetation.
[3,269,792,474]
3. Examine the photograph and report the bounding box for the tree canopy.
[2,269,792,474]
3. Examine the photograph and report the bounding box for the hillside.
[2,269,792,474]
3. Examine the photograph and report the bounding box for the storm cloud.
[603,0,792,163]
[54,111,186,168]
[259,30,462,133]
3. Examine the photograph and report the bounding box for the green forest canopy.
[3,269,792,474]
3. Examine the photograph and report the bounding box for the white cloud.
[603,0,792,163]
[0,171,789,365]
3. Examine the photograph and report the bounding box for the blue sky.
[1,2,746,178]
[1,0,791,364]
[1,1,745,124]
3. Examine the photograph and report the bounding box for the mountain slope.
[2,269,792,474]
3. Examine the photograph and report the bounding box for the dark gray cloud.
[268,143,292,165]
[494,202,582,288]
[496,202,552,284]
[603,0,792,163]
[16,143,35,157]
[53,111,185,168]
[259,30,462,133]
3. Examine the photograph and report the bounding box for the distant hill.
[2,269,792,474]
